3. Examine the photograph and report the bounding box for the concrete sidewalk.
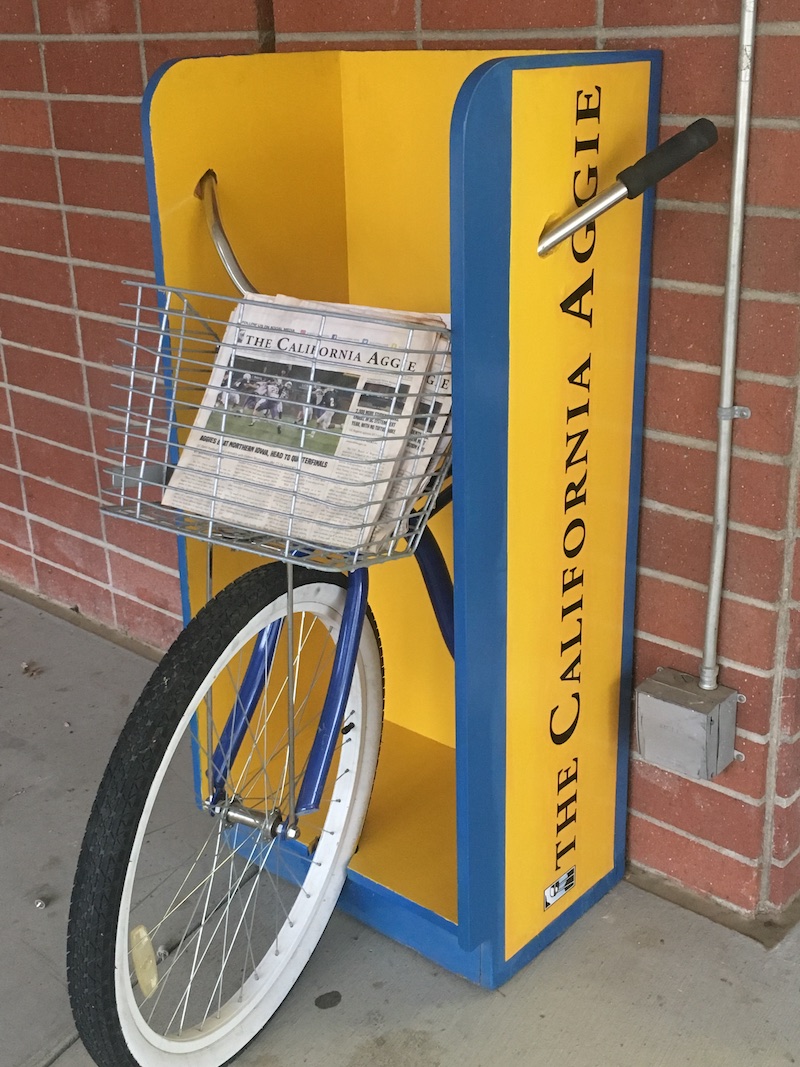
[1,586,798,1067]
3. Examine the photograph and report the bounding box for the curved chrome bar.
[538,180,628,257]
[194,169,259,296]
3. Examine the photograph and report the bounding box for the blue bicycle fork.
[207,535,454,822]
[207,567,371,820]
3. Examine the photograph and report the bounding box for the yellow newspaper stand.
[141,49,659,985]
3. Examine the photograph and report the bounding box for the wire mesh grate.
[102,284,452,572]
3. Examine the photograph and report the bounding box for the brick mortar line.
[0,197,151,223]
[636,565,780,612]
[627,859,759,916]
[0,426,110,460]
[647,353,796,388]
[0,30,263,43]
[748,205,800,221]
[0,288,148,315]
[771,840,800,869]
[0,248,154,276]
[644,427,790,466]
[640,496,787,541]
[732,117,800,131]
[1,24,794,43]
[628,809,761,866]
[1,346,81,369]
[414,0,422,49]
[0,346,132,378]
[0,298,146,334]
[630,750,765,806]
[651,277,724,296]
[736,730,770,747]
[111,588,181,619]
[648,352,725,373]
[21,2,51,595]
[658,199,800,223]
[23,550,182,618]
[2,389,129,425]
[651,278,800,306]
[736,287,800,306]
[757,344,800,905]
[0,499,180,577]
[3,381,90,412]
[0,535,32,555]
[282,29,586,41]
[664,115,800,131]
[0,23,795,44]
[0,338,37,575]
[775,781,800,805]
[616,22,800,36]
[0,248,154,274]
[732,286,799,307]
[134,0,149,94]
[0,91,141,103]
[2,343,150,377]
[643,430,794,467]
[0,338,98,362]
[634,628,775,680]
[0,146,145,164]
[753,21,800,35]
[656,198,728,215]
[665,114,800,129]
[275,25,787,40]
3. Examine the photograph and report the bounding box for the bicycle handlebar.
[538,118,718,256]
[616,118,718,198]
[195,169,258,296]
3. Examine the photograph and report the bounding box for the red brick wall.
[1,1,798,916]
[0,1,269,649]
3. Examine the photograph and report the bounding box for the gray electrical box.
[635,668,739,780]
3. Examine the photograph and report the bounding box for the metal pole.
[538,180,628,257]
[195,170,257,297]
[285,561,297,829]
[698,0,758,690]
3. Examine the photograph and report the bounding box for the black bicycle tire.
[67,562,383,1067]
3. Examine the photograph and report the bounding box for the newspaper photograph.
[273,294,453,550]
[161,293,449,551]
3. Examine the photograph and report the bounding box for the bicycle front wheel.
[67,563,383,1067]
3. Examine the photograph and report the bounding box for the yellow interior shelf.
[350,722,458,923]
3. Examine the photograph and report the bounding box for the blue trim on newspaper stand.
[141,60,192,625]
[448,49,660,981]
[450,56,513,958]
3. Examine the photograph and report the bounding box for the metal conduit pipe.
[698,0,758,691]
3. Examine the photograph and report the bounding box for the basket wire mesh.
[103,284,452,572]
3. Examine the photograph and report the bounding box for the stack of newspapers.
[161,293,451,555]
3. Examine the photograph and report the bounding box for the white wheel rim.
[114,582,381,1065]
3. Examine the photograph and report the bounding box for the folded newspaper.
[161,293,451,553]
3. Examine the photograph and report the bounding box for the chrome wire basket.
[103,283,452,572]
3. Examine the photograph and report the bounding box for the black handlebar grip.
[617,118,718,199]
